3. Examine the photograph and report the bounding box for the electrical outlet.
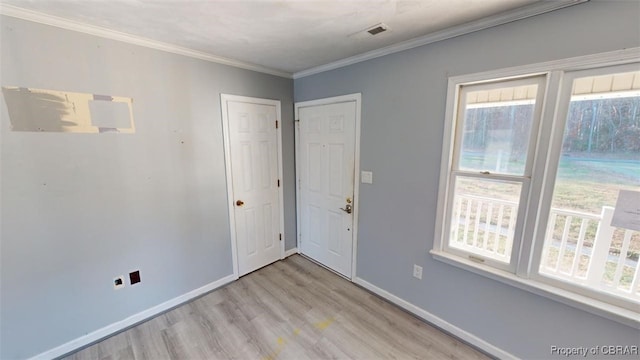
[413,264,423,279]
[113,276,125,290]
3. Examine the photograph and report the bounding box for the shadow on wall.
[1,86,135,133]
[2,87,70,132]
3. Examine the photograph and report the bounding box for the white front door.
[296,95,360,278]
[221,95,283,277]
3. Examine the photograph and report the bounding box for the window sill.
[430,250,640,328]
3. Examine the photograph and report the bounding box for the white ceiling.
[0,0,584,77]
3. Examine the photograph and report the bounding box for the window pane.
[449,176,522,263]
[539,70,640,302]
[458,84,538,175]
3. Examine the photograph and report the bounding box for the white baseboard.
[29,274,236,360]
[284,247,298,258]
[353,277,518,360]
[28,267,512,359]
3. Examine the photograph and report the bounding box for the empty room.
[1,0,639,359]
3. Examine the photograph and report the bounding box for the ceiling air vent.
[348,23,391,40]
[366,23,389,35]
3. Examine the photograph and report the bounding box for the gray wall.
[0,16,294,359]
[295,1,639,358]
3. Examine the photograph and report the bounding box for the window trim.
[529,62,640,311]
[430,250,640,328]
[432,47,640,327]
[444,75,548,272]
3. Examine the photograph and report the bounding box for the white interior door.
[222,95,283,277]
[297,97,359,278]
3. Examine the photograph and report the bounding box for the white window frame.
[530,62,640,310]
[431,47,640,327]
[444,75,547,273]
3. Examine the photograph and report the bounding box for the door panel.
[299,101,356,278]
[226,100,281,276]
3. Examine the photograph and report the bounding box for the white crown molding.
[0,4,293,79]
[0,1,589,81]
[448,47,640,85]
[293,0,589,79]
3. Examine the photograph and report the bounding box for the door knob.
[236,200,244,206]
[340,204,352,214]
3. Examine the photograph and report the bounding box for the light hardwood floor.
[64,255,490,360]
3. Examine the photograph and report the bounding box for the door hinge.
[277,179,280,187]
[279,233,282,241]
[275,120,279,129]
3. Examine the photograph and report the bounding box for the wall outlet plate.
[413,264,423,279]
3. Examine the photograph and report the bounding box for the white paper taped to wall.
[1,86,135,133]
[611,190,640,231]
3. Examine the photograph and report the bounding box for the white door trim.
[220,94,285,279]
[294,93,362,280]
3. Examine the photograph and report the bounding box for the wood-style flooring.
[64,255,490,360]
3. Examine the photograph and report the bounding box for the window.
[535,66,640,309]
[433,50,640,321]
[445,76,545,272]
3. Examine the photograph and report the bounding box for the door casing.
[294,93,362,280]
[221,94,285,279]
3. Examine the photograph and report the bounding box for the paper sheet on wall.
[611,190,640,231]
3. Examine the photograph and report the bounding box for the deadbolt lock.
[346,197,352,204]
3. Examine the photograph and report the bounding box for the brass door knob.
[236,200,244,206]
[340,204,352,214]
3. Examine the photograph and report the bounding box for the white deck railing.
[542,206,640,299]
[450,194,516,262]
[451,195,640,300]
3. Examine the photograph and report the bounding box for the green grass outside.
[456,152,639,290]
